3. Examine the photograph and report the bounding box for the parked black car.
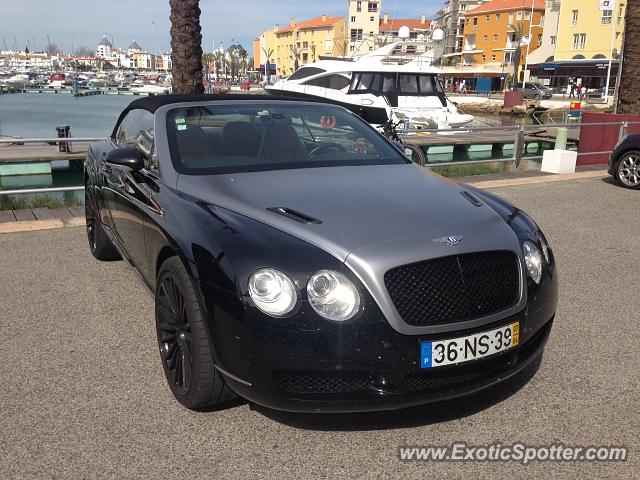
[84,95,558,412]
[517,82,553,100]
[609,134,640,189]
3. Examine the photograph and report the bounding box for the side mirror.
[106,147,144,172]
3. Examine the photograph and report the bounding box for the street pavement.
[0,175,638,479]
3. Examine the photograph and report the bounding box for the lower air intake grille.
[384,251,520,326]
[274,371,373,394]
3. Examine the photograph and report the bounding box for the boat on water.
[266,38,473,130]
[48,72,68,87]
[130,83,170,95]
[2,73,30,87]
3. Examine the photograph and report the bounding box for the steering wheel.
[305,142,348,160]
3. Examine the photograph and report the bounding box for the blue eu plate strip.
[420,342,432,369]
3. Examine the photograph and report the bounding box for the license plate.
[420,322,519,369]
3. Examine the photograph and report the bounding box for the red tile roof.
[277,15,344,34]
[464,0,545,15]
[379,18,432,31]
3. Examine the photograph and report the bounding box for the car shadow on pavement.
[253,357,542,431]
[600,176,620,187]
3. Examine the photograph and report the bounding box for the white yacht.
[266,39,473,130]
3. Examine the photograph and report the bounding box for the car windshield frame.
[163,102,409,176]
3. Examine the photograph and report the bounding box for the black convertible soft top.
[111,94,331,138]
[126,93,316,113]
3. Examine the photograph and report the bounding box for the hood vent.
[267,207,322,224]
[461,190,483,207]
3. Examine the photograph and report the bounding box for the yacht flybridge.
[266,39,474,130]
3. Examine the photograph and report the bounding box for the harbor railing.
[400,120,638,169]
[0,121,637,197]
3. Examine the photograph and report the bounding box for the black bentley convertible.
[85,95,558,412]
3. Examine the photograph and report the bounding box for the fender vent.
[461,190,483,207]
[267,207,322,224]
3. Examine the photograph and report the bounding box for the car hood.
[177,164,520,263]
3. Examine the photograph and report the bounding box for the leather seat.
[177,124,222,168]
[222,122,261,157]
[259,122,308,163]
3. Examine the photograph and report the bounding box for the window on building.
[550,35,556,45]
[356,1,362,12]
[368,2,377,13]
[486,15,490,21]
[517,11,523,20]
[618,4,624,23]
[538,34,542,46]
[540,15,545,27]
[571,10,578,26]
[573,33,586,50]
[303,42,308,49]
[350,29,363,41]
[602,9,612,24]
[370,16,374,21]
[481,55,486,62]
[508,12,514,23]
[351,16,356,22]
[483,35,488,41]
[496,13,500,20]
[505,51,514,64]
[466,18,470,24]
[492,54,496,61]
[524,10,531,20]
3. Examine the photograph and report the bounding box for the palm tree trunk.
[170,0,204,94]
[617,6,639,114]
[512,47,521,91]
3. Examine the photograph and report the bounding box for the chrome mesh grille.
[384,251,520,326]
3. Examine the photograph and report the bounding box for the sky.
[0,0,441,55]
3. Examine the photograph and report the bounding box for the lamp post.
[521,1,536,89]
[604,0,618,105]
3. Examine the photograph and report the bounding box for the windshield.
[165,103,408,175]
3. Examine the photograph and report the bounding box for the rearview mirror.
[106,147,144,172]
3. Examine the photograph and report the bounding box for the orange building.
[460,0,545,76]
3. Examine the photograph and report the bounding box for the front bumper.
[198,262,558,413]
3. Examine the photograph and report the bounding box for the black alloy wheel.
[155,257,236,409]
[156,272,193,396]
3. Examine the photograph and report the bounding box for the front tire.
[615,151,640,189]
[85,187,121,261]
[155,257,236,409]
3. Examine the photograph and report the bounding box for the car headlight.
[523,241,543,284]
[307,270,360,321]
[248,268,298,317]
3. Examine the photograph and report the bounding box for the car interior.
[168,106,393,171]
